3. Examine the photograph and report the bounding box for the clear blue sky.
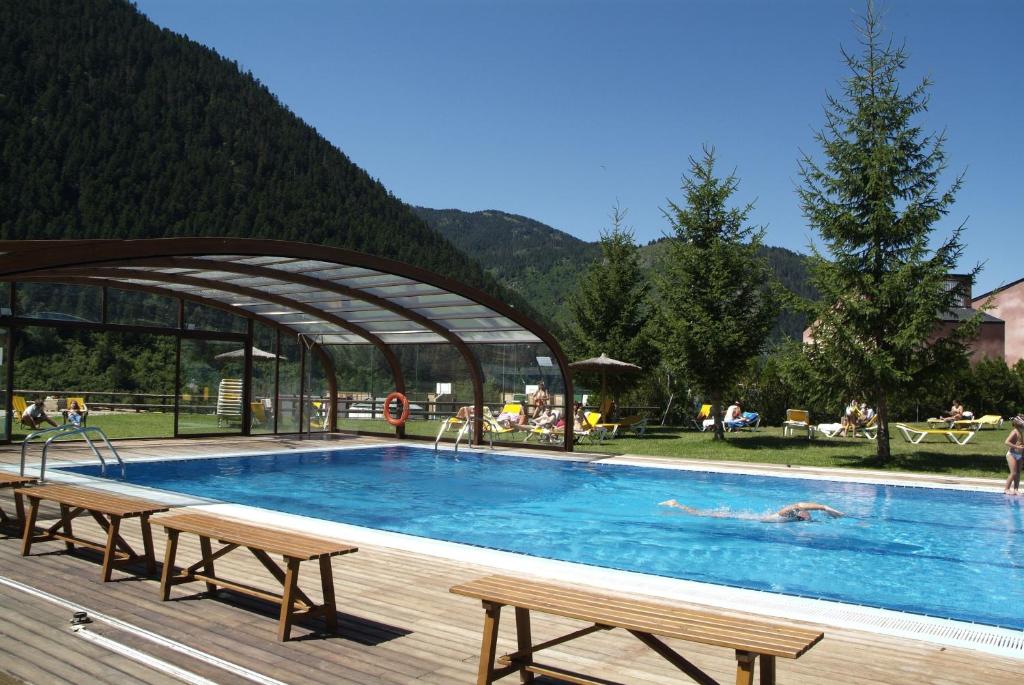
[134,0,1022,295]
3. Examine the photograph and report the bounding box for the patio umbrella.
[568,353,642,409]
[214,346,281,360]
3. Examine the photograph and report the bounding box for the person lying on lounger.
[659,499,844,523]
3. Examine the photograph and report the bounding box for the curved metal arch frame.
[14,274,340,436]
[0,238,574,450]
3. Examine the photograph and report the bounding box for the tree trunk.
[875,391,891,460]
[711,395,725,440]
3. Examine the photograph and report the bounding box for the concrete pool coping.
[13,439,1024,660]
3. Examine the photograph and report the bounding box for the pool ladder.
[20,425,125,482]
[434,417,474,451]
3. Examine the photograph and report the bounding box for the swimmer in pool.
[659,499,844,522]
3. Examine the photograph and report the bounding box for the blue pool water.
[63,446,1024,629]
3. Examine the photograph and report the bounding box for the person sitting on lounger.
[659,499,845,523]
[532,407,559,429]
[939,400,965,423]
[497,406,528,429]
[65,400,84,428]
[21,399,58,429]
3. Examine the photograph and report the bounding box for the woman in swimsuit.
[1004,415,1024,496]
[659,499,844,523]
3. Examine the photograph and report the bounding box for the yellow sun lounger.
[895,423,976,445]
[952,414,1003,431]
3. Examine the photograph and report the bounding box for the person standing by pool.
[1004,415,1024,496]
[659,499,845,522]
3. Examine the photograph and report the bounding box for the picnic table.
[154,510,358,641]
[17,483,169,581]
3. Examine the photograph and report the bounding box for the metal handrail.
[20,425,125,482]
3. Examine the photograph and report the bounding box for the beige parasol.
[568,353,642,409]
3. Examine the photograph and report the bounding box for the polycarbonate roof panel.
[25,248,548,348]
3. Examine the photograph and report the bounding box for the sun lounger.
[17,483,169,581]
[782,409,814,438]
[594,414,647,437]
[451,574,823,685]
[216,378,243,426]
[725,412,760,432]
[154,510,358,641]
[0,473,36,531]
[895,423,977,445]
[952,414,1003,431]
[692,403,712,431]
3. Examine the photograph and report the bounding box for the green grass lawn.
[579,424,1011,480]
[12,414,1012,482]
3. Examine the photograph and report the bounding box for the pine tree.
[798,2,974,459]
[655,147,780,439]
[567,204,656,401]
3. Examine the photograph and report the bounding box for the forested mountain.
[416,208,816,340]
[414,208,601,328]
[0,0,511,303]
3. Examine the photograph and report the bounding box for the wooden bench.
[0,473,37,530]
[153,510,358,641]
[451,575,823,685]
[17,483,169,581]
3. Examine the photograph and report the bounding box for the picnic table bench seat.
[153,510,358,641]
[16,483,168,581]
[0,472,37,530]
[452,575,823,685]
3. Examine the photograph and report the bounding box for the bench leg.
[21,497,40,556]
[199,535,217,594]
[735,650,756,685]
[477,601,503,685]
[760,654,776,685]
[278,557,301,642]
[140,513,156,576]
[319,556,338,634]
[514,607,534,684]
[60,503,75,551]
[160,530,179,600]
[14,490,26,525]
[101,515,122,582]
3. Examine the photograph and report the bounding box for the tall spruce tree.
[655,148,780,439]
[567,205,656,402]
[798,3,973,459]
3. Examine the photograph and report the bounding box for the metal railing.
[20,424,125,482]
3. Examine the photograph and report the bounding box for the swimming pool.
[62,445,1024,630]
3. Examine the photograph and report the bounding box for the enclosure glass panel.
[177,339,244,435]
[184,301,247,334]
[394,344,474,440]
[106,288,179,328]
[13,327,175,440]
[329,345,396,434]
[276,336,302,433]
[249,323,278,435]
[16,283,102,323]
[470,342,568,446]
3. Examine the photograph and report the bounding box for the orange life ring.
[384,392,410,426]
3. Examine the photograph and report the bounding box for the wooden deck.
[0,435,1020,684]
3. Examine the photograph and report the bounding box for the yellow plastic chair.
[12,395,31,428]
[782,409,811,438]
